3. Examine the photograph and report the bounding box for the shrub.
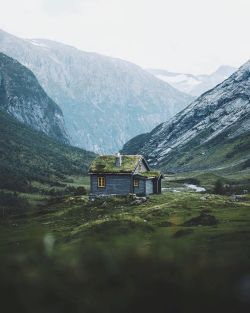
[75,186,87,196]
[0,191,30,217]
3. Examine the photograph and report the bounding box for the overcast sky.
[0,0,250,74]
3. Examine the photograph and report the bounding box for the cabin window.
[98,176,106,188]
[133,179,139,187]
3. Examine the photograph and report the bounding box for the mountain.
[148,65,236,97]
[0,52,68,144]
[0,29,193,153]
[122,60,250,172]
[0,108,96,192]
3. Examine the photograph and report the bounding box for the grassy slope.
[160,126,250,174]
[122,112,250,177]
[0,109,96,191]
[1,187,250,312]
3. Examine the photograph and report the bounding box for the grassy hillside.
[0,190,250,313]
[121,132,150,155]
[122,117,250,176]
[0,109,96,192]
[159,125,250,174]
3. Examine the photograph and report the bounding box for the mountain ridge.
[0,52,69,144]
[0,29,193,153]
[122,60,250,172]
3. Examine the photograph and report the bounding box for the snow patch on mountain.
[148,66,237,97]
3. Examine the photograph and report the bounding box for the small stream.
[162,184,206,193]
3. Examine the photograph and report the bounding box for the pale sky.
[0,0,250,74]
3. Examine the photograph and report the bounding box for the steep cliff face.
[123,60,250,172]
[0,53,69,144]
[0,29,193,153]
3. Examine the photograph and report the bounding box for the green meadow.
[1,173,250,312]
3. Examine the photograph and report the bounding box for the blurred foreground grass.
[1,188,250,312]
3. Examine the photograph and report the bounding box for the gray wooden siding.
[134,161,148,174]
[90,175,133,195]
[90,175,149,196]
[146,180,153,195]
[133,179,145,195]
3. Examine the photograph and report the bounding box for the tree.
[214,179,225,195]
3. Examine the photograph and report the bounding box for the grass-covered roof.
[89,155,141,173]
[138,171,162,178]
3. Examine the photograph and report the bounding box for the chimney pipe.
[116,153,122,167]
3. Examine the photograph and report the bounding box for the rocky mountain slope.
[0,29,192,153]
[122,60,250,172]
[148,65,236,97]
[0,108,96,192]
[0,52,68,144]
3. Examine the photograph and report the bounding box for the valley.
[0,29,192,153]
[0,18,250,313]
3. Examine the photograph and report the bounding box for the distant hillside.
[121,133,150,156]
[0,109,96,192]
[123,60,250,173]
[0,52,69,144]
[148,65,236,97]
[0,29,193,153]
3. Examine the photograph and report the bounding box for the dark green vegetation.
[0,109,96,193]
[121,132,150,155]
[1,175,250,312]
[165,167,250,195]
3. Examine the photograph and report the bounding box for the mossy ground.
[1,175,250,312]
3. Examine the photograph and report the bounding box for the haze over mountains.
[148,66,236,97]
[0,29,193,154]
[1,27,248,175]
[123,60,250,172]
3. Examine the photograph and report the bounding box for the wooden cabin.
[89,154,163,197]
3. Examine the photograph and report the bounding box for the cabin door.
[146,180,153,195]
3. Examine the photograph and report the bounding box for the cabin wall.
[90,175,133,196]
[90,174,161,196]
[134,161,148,174]
[133,179,146,195]
[145,179,153,195]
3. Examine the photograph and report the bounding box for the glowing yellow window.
[98,177,106,188]
[133,179,139,187]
